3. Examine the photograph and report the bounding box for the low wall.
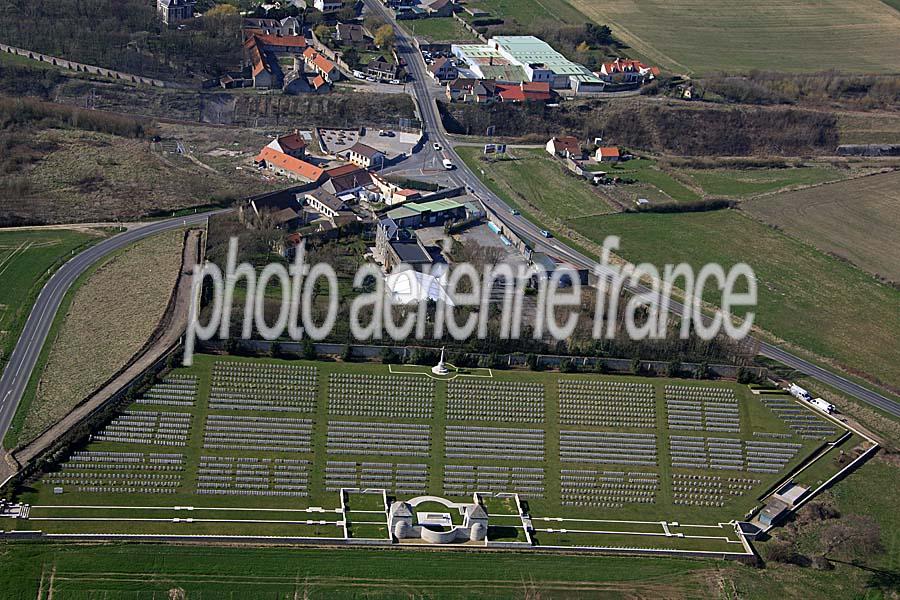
[0,43,182,88]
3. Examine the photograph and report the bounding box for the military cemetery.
[1,352,860,557]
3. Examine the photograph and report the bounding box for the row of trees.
[1,0,242,81]
[440,99,839,156]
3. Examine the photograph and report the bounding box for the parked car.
[389,79,401,85]
[509,208,520,216]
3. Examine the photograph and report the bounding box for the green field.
[571,0,900,74]
[682,166,844,198]
[457,147,616,222]
[0,228,104,375]
[571,210,900,389]
[462,0,589,26]
[743,170,900,281]
[6,354,852,555]
[0,543,723,599]
[404,17,479,42]
[604,158,701,203]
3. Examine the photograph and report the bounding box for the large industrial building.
[452,35,606,93]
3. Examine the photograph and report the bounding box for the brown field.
[837,110,900,145]
[0,124,278,225]
[20,229,186,444]
[570,0,900,74]
[743,170,900,282]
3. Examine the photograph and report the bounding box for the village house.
[366,56,402,81]
[595,146,620,162]
[371,173,422,206]
[304,188,349,219]
[374,221,442,273]
[421,0,454,17]
[546,136,583,159]
[255,147,326,183]
[322,164,374,195]
[446,78,496,103]
[314,0,343,13]
[245,37,282,88]
[251,33,308,55]
[598,58,660,83]
[157,0,194,25]
[303,47,341,82]
[266,131,308,159]
[428,57,458,82]
[343,143,385,169]
[243,17,301,37]
[335,22,372,47]
[495,81,552,103]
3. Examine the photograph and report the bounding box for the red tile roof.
[325,163,363,178]
[256,147,325,181]
[496,81,551,103]
[597,146,620,158]
[550,136,580,155]
[303,47,336,75]
[311,74,328,89]
[255,33,307,49]
[276,132,307,152]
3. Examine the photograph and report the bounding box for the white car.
[442,158,454,170]
[432,142,442,151]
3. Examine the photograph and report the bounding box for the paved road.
[0,212,216,449]
[366,0,900,418]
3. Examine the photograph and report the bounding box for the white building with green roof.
[452,35,605,92]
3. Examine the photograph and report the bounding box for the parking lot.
[318,128,421,159]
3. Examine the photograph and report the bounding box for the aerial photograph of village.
[0,0,898,597]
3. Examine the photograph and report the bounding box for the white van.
[442,158,454,170]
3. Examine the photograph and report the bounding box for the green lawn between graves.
[0,228,106,378]
[8,354,852,552]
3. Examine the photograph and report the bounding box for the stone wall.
[0,43,182,88]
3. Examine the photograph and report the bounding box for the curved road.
[0,5,896,454]
[368,0,900,418]
[0,212,216,448]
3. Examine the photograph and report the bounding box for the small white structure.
[789,383,812,401]
[432,347,449,376]
[385,269,455,307]
[388,495,489,544]
[810,397,836,414]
